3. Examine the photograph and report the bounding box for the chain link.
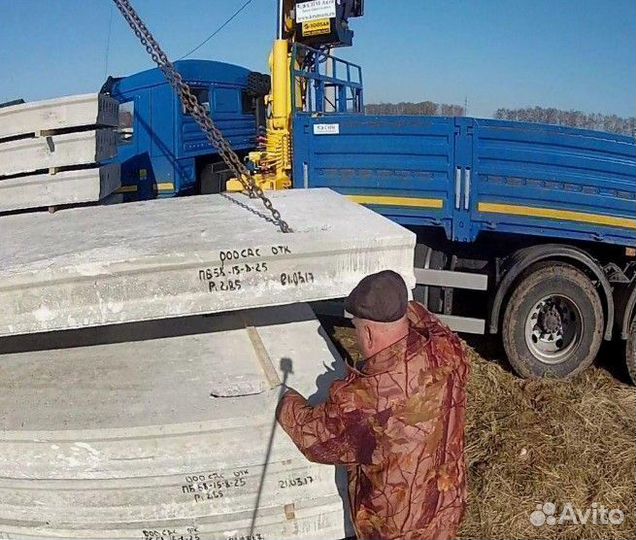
[112,0,291,233]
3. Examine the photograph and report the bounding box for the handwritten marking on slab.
[278,475,315,489]
[142,527,200,540]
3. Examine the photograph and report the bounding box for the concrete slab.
[0,129,117,177]
[0,303,353,540]
[0,188,415,337]
[0,164,120,213]
[0,93,118,140]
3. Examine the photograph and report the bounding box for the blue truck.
[104,49,635,384]
[293,109,636,381]
[286,49,635,381]
[102,59,269,200]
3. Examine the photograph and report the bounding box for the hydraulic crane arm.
[226,0,364,192]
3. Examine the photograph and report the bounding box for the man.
[277,270,470,540]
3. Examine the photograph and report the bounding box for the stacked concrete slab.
[0,93,120,212]
[0,189,416,337]
[0,189,416,539]
[0,305,354,540]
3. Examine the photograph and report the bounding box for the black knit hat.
[345,270,408,322]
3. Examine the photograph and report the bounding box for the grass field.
[321,318,636,540]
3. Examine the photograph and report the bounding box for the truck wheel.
[502,262,603,379]
[626,318,636,385]
[413,245,446,313]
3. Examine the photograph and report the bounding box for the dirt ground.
[320,317,636,540]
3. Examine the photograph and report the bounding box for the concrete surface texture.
[0,164,121,213]
[0,188,416,337]
[0,129,117,177]
[0,93,118,140]
[0,303,353,540]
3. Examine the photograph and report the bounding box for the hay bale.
[327,322,636,540]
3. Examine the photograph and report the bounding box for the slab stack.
[0,305,353,540]
[0,93,121,213]
[0,189,416,540]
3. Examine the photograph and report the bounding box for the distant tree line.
[365,101,634,136]
[494,107,635,136]
[365,101,465,117]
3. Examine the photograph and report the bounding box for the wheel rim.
[524,294,583,365]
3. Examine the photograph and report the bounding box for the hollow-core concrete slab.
[0,164,120,213]
[0,189,415,337]
[0,93,118,140]
[0,129,117,177]
[0,304,352,540]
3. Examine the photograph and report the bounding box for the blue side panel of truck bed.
[292,115,456,236]
[293,114,636,247]
[469,118,636,246]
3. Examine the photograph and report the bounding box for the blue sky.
[0,0,633,118]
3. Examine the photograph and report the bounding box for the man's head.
[345,270,410,359]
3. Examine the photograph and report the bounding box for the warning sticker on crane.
[302,18,331,36]
[296,0,336,23]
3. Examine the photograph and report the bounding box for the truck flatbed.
[293,115,635,247]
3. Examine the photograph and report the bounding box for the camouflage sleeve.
[276,378,376,466]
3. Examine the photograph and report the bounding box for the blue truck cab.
[102,60,265,200]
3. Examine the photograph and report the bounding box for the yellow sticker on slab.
[302,18,331,36]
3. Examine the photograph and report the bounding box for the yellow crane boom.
[227,0,363,192]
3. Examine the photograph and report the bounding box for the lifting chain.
[112,0,291,233]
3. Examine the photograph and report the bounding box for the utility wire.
[177,0,254,60]
[104,3,114,79]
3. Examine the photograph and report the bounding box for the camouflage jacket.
[277,301,470,540]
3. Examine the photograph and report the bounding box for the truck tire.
[502,262,604,379]
[626,317,636,385]
[413,245,446,313]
